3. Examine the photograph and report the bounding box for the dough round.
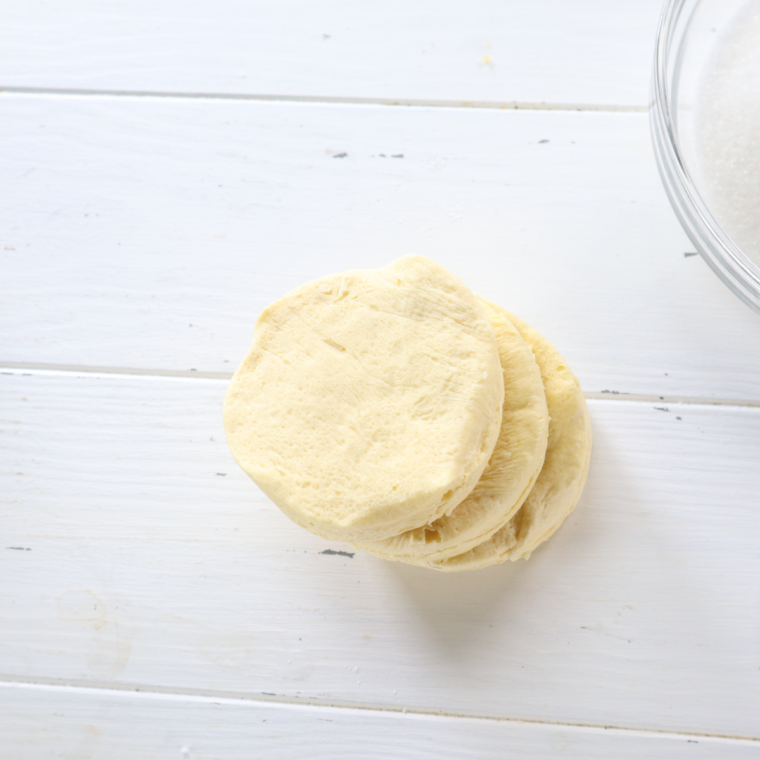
[357,300,548,563]
[429,311,592,572]
[223,255,504,543]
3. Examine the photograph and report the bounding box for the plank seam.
[1,362,232,380]
[0,675,757,743]
[2,363,759,408]
[0,86,647,112]
[582,392,760,408]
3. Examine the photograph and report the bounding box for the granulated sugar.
[694,0,760,266]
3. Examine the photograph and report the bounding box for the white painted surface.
[4,682,759,760]
[2,1,760,754]
[3,94,760,399]
[0,0,661,107]
[2,370,759,738]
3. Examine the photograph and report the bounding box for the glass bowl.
[651,0,760,313]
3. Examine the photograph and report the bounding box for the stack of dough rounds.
[224,255,592,570]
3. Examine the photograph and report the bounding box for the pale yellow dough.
[223,256,504,543]
[429,311,592,572]
[357,301,548,563]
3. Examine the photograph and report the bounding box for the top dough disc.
[429,310,592,571]
[356,300,549,563]
[223,255,504,543]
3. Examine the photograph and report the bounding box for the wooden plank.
[3,682,759,760]
[0,0,661,107]
[2,370,759,737]
[2,94,760,399]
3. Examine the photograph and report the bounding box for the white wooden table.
[2,2,760,757]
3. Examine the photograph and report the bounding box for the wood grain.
[2,370,759,737]
[0,0,661,107]
[2,94,759,399]
[3,682,759,759]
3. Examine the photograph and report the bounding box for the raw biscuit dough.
[357,300,549,563]
[429,310,592,571]
[223,255,504,543]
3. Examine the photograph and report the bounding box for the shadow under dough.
[377,407,630,658]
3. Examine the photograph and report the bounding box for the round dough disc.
[357,300,548,563]
[223,255,504,543]
[429,310,592,572]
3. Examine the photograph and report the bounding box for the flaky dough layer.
[429,309,592,571]
[357,300,548,562]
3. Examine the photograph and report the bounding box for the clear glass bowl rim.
[651,0,760,314]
